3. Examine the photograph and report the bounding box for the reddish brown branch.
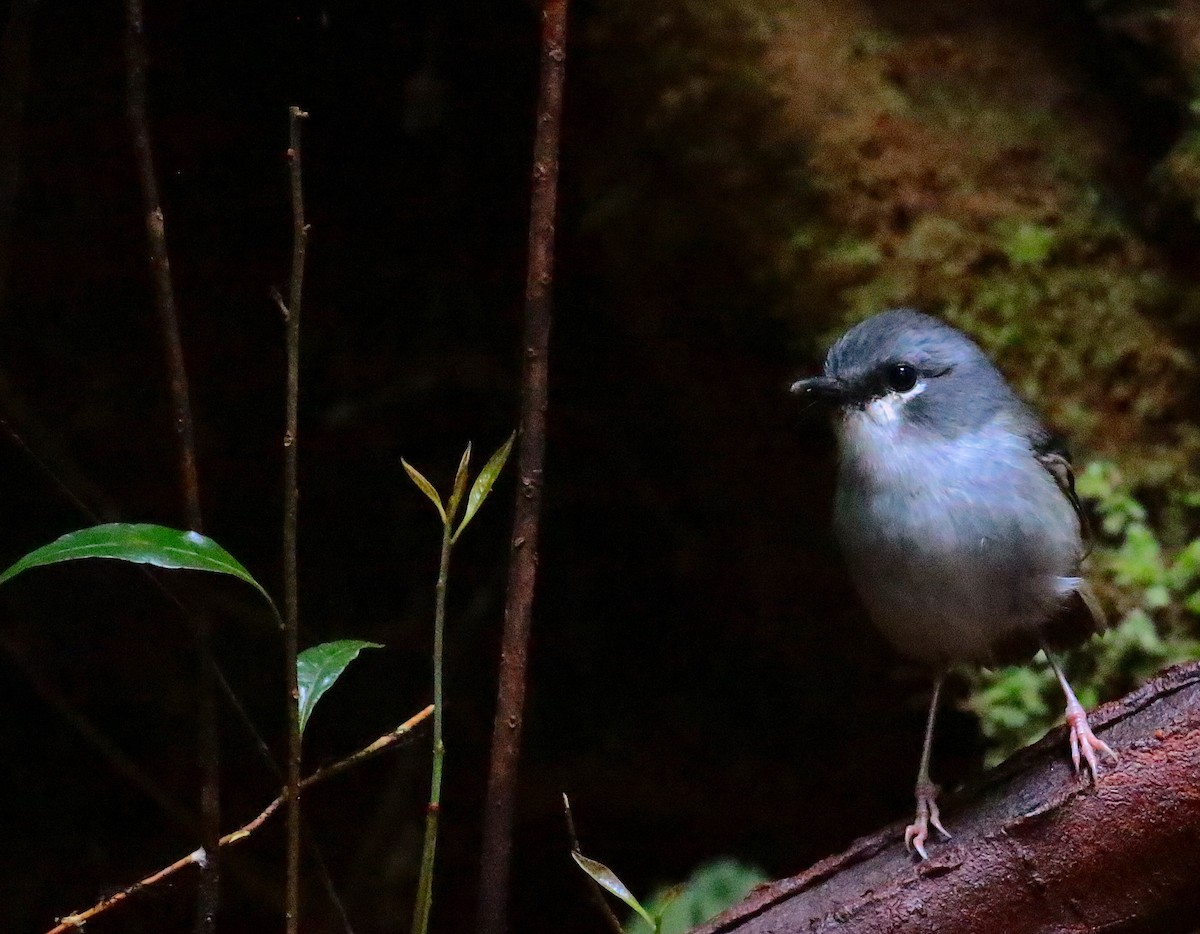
[122,4,215,930]
[476,2,569,931]
[44,705,433,934]
[124,0,202,531]
[282,104,309,934]
[695,661,1200,934]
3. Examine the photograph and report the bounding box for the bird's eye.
[885,363,918,392]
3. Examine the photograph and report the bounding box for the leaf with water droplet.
[297,639,383,735]
[0,523,274,606]
[571,851,656,929]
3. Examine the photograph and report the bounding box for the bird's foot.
[1065,697,1117,782]
[904,781,951,860]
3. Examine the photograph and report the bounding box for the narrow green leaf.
[453,432,514,542]
[0,523,273,605]
[571,851,656,929]
[403,459,447,524]
[447,443,473,524]
[297,639,383,736]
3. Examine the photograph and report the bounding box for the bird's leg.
[1044,649,1117,782]
[905,673,951,860]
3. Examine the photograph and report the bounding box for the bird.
[791,308,1116,859]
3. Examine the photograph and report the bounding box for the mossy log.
[693,661,1200,934]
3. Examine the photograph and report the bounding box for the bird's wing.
[1030,433,1107,638]
[1032,440,1092,553]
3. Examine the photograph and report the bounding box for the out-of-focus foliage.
[967,461,1200,764]
[581,0,1200,764]
[584,0,1200,480]
[781,34,1199,489]
[625,859,768,934]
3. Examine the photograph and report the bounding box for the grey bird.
[792,308,1116,859]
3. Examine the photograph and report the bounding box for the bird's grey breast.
[833,410,1081,665]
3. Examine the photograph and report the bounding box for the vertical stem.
[124,0,202,529]
[476,1,567,931]
[282,104,308,934]
[412,523,454,934]
[123,3,215,930]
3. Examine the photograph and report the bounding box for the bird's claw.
[905,782,951,860]
[1065,699,1117,782]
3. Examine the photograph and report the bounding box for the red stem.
[282,104,308,934]
[475,2,568,932]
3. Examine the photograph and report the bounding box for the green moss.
[763,15,1200,762]
[582,0,1200,764]
[1159,127,1200,220]
[810,83,1196,486]
[996,221,1055,266]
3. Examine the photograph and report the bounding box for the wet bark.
[694,661,1200,934]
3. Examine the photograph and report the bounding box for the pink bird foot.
[1065,696,1117,781]
[904,782,951,860]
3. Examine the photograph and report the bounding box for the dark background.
[0,0,1194,932]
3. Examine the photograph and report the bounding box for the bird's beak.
[790,375,845,404]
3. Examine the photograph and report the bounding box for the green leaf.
[626,859,768,934]
[1144,584,1171,609]
[1167,539,1200,590]
[453,432,514,542]
[296,639,383,736]
[571,851,657,930]
[0,523,273,605]
[403,459,447,524]
[447,443,473,524]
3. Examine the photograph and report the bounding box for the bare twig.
[6,381,353,929]
[0,635,197,834]
[562,795,625,934]
[282,103,309,934]
[475,1,568,931]
[44,705,433,934]
[124,0,202,528]
[307,835,357,934]
[122,4,216,929]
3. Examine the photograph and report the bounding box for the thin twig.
[5,408,353,928]
[562,795,625,934]
[0,635,197,834]
[0,414,115,522]
[307,833,358,934]
[122,3,216,929]
[212,653,356,932]
[123,0,202,530]
[476,1,568,931]
[44,705,433,934]
[282,103,309,934]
